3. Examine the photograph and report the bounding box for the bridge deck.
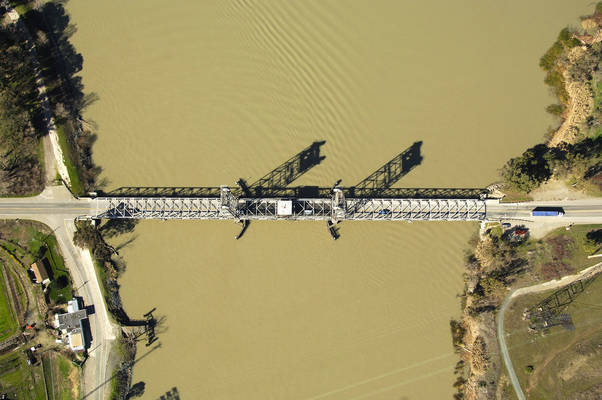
[93,196,486,221]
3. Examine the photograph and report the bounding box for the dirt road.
[497,262,602,400]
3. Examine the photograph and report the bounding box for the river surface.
[67,1,592,398]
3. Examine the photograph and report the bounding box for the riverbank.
[1,2,123,399]
[5,2,160,398]
[452,4,602,399]
[2,1,101,197]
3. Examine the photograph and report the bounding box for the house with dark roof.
[54,299,88,351]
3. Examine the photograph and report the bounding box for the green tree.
[480,277,504,297]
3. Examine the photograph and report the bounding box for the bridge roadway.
[2,191,602,224]
[93,194,487,221]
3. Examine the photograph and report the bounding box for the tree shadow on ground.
[18,0,102,190]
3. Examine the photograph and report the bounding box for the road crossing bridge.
[86,141,489,238]
[90,186,487,222]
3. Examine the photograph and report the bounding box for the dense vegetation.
[73,219,138,325]
[17,1,101,193]
[501,6,602,195]
[0,1,101,196]
[501,137,602,192]
[539,28,581,115]
[0,11,44,195]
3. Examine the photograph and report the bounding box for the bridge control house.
[54,299,88,352]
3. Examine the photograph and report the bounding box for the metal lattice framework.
[92,191,486,222]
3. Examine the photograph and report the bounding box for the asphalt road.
[0,192,600,400]
[0,203,92,214]
[486,199,602,221]
[0,187,117,400]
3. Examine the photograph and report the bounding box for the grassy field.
[29,229,73,304]
[0,240,28,261]
[503,274,602,399]
[55,124,84,196]
[0,264,18,341]
[588,78,602,139]
[500,189,534,203]
[0,352,47,400]
[42,352,79,400]
[516,224,601,281]
[0,221,74,305]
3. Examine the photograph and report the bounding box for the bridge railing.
[92,196,486,221]
[101,186,488,200]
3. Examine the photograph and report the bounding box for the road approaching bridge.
[485,199,602,225]
[0,186,117,400]
[0,185,600,398]
[2,187,602,226]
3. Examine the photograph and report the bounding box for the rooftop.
[54,300,88,352]
[30,259,51,284]
[57,310,87,332]
[69,332,84,351]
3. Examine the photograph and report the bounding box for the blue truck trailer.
[532,208,564,217]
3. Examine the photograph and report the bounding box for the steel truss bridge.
[91,187,486,222]
[86,141,489,238]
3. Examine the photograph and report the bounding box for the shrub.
[480,277,505,297]
[501,137,602,193]
[546,103,564,117]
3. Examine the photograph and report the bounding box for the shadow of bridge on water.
[101,140,488,200]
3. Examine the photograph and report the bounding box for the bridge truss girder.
[93,197,486,222]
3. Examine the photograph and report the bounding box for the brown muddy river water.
[67,1,591,398]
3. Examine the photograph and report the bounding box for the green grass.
[588,79,602,139]
[8,1,33,17]
[488,223,504,240]
[9,270,26,318]
[500,189,533,203]
[92,257,108,298]
[57,354,78,399]
[0,265,18,341]
[55,124,84,196]
[0,352,47,400]
[0,240,27,260]
[91,257,122,327]
[36,136,46,183]
[42,354,53,400]
[29,230,73,304]
[43,352,79,400]
[503,274,602,399]
[12,4,32,15]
